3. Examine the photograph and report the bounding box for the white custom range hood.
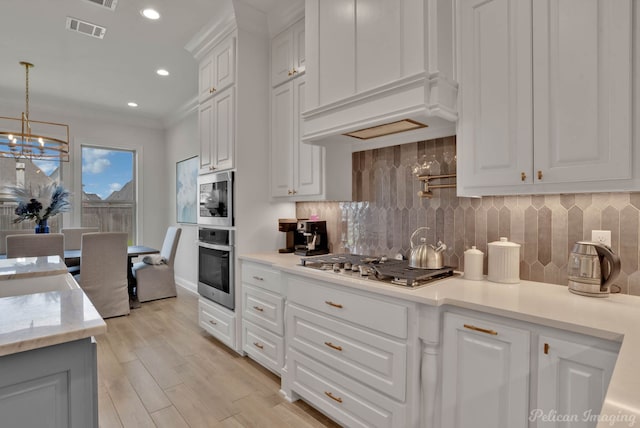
[301,0,458,150]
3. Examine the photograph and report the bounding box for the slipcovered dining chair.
[61,227,99,273]
[62,227,100,250]
[6,233,64,260]
[132,226,182,302]
[75,232,129,318]
[0,229,34,254]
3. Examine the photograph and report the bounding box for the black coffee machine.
[294,220,329,256]
[278,218,304,253]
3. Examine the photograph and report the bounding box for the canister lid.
[465,245,484,255]
[488,237,521,247]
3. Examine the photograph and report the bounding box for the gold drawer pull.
[252,275,264,281]
[209,87,217,94]
[253,342,264,349]
[324,391,342,403]
[544,343,550,354]
[538,170,543,180]
[209,320,217,326]
[324,342,342,351]
[521,172,526,181]
[464,324,498,335]
[253,305,264,312]
[325,301,343,309]
[209,165,217,171]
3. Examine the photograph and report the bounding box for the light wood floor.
[96,287,341,428]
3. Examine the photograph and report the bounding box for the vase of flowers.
[9,183,72,233]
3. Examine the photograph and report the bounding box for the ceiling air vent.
[82,0,118,11]
[65,17,107,39]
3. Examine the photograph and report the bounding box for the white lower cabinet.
[241,261,285,374]
[438,309,621,428]
[198,297,236,350]
[283,274,419,428]
[441,311,531,428]
[534,334,619,428]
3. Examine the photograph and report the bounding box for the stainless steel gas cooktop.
[300,253,455,288]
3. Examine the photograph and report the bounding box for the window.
[81,146,136,244]
[0,156,62,231]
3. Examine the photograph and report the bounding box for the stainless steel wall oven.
[198,227,234,310]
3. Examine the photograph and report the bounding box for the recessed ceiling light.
[141,8,160,20]
[128,102,138,108]
[156,69,169,76]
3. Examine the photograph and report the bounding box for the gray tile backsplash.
[296,136,640,295]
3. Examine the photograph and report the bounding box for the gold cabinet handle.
[253,305,264,312]
[292,68,297,74]
[544,343,550,354]
[209,320,217,326]
[209,87,217,94]
[325,301,343,309]
[292,189,297,195]
[324,341,342,351]
[324,391,343,403]
[253,342,264,350]
[209,165,217,171]
[521,172,526,181]
[537,170,543,180]
[463,324,498,335]
[288,189,293,195]
[252,275,264,281]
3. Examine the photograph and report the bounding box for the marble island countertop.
[0,255,68,280]
[239,252,640,428]
[0,257,106,357]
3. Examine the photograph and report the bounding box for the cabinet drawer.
[289,349,406,428]
[242,284,284,335]
[287,275,408,338]
[242,320,284,375]
[242,263,282,294]
[198,298,236,350]
[288,303,407,401]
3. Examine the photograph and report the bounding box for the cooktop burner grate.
[300,253,455,287]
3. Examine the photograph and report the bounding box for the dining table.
[0,245,159,308]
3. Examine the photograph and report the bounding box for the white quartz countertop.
[240,252,640,428]
[0,257,106,357]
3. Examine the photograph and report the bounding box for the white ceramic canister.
[463,246,484,280]
[487,237,521,283]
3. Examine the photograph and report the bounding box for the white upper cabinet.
[457,0,634,196]
[271,18,305,87]
[199,86,235,174]
[198,35,236,103]
[302,0,458,148]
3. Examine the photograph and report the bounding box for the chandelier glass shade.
[0,62,70,162]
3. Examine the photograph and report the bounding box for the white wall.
[0,98,168,250]
[164,108,200,292]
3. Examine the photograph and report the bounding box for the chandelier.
[0,62,70,161]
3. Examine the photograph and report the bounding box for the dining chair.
[61,227,100,274]
[75,232,129,318]
[6,233,64,260]
[62,227,100,250]
[0,229,34,254]
[132,226,182,302]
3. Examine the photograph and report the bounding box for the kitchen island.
[0,256,106,428]
[240,252,639,428]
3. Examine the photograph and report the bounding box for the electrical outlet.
[591,230,611,247]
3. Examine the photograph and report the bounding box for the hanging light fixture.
[0,61,70,161]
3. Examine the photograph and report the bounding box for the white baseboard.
[175,276,198,295]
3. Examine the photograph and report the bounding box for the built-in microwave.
[197,171,233,227]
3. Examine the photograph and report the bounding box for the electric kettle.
[567,241,621,297]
